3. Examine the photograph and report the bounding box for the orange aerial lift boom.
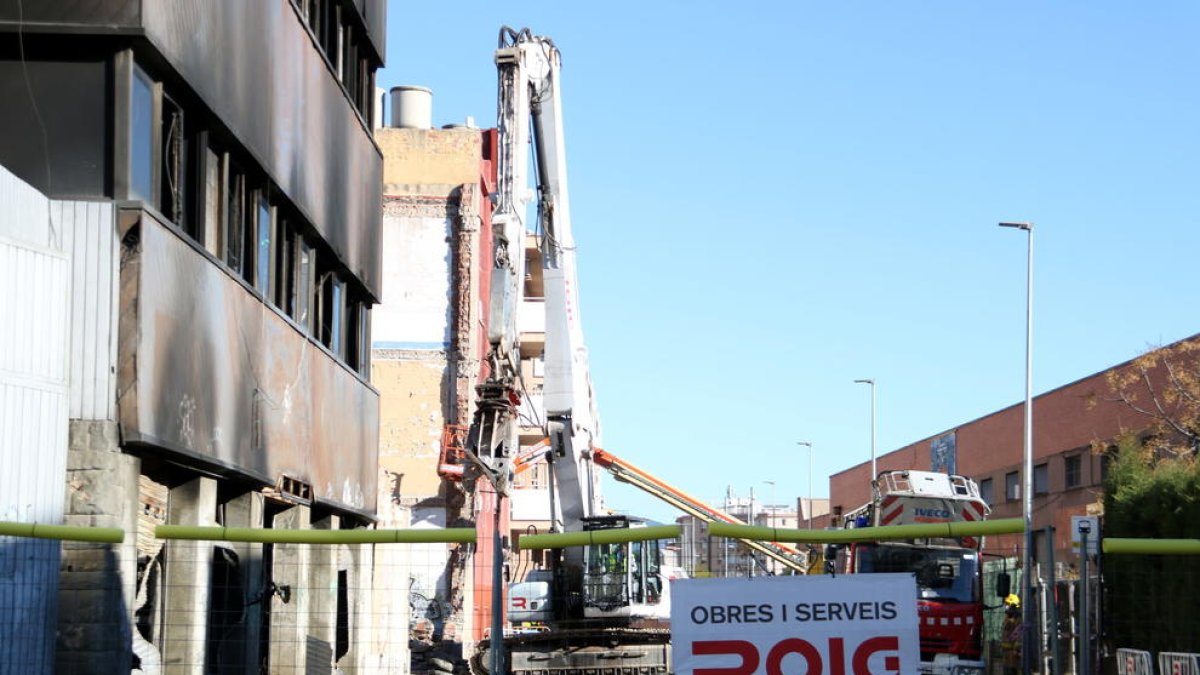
[591,448,810,574]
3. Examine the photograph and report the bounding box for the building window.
[330,277,345,356]
[294,0,377,121]
[1065,455,1082,489]
[275,216,297,313]
[314,255,344,354]
[160,93,188,228]
[344,295,370,374]
[201,139,222,257]
[129,67,155,203]
[296,240,314,331]
[255,192,273,295]
[224,159,248,278]
[1005,471,1020,502]
[1034,463,1049,495]
[979,478,994,505]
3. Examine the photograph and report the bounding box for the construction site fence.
[0,521,483,675]
[7,518,1200,675]
[699,524,1200,675]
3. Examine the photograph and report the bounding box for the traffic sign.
[1071,515,1100,555]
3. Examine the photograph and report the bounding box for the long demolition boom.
[591,448,809,573]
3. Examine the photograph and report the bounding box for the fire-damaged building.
[0,1,386,671]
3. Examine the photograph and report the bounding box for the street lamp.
[999,220,1035,675]
[797,441,813,529]
[854,379,877,480]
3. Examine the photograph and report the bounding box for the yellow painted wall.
[377,127,482,190]
[373,357,448,498]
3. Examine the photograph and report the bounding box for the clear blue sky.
[379,2,1199,523]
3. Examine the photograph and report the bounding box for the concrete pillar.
[223,491,266,672]
[308,513,339,668]
[338,532,372,674]
[269,504,311,674]
[363,481,410,672]
[162,476,217,675]
[57,420,139,675]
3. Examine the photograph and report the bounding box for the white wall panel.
[372,214,452,349]
[0,170,70,674]
[0,172,71,524]
[51,200,118,420]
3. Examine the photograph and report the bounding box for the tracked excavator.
[463,27,674,675]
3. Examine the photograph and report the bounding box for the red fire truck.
[837,470,990,675]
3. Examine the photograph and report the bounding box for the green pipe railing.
[704,517,1026,544]
[0,520,125,543]
[155,525,476,544]
[7,518,1198,555]
[1102,538,1200,555]
[518,525,682,550]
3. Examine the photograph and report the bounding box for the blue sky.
[379,2,1199,523]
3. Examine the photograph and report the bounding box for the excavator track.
[471,627,671,675]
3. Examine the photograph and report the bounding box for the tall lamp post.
[1000,220,1035,675]
[797,441,813,529]
[854,379,877,480]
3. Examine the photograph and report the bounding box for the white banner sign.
[671,574,920,675]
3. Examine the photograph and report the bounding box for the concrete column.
[269,504,310,674]
[339,534,372,674]
[57,420,139,675]
[223,491,265,672]
[364,484,410,672]
[308,513,339,668]
[162,476,217,675]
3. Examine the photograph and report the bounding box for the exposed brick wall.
[829,335,1199,559]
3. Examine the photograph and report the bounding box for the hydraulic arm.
[593,449,810,573]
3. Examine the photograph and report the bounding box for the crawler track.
[471,627,671,675]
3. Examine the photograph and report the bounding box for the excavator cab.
[579,516,669,621]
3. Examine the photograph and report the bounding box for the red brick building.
[829,334,1197,563]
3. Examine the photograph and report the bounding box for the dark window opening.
[207,547,246,672]
[161,93,187,229]
[275,217,298,314]
[1065,455,1082,489]
[321,1,339,59]
[1034,463,1049,495]
[314,253,331,347]
[979,478,994,506]
[294,0,378,121]
[344,296,370,375]
[336,570,349,660]
[224,159,247,277]
[133,552,163,652]
[1005,471,1020,502]
[200,138,223,257]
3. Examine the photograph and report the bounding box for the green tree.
[1099,340,1200,653]
[1101,431,1200,653]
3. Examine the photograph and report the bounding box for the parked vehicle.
[836,470,991,674]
